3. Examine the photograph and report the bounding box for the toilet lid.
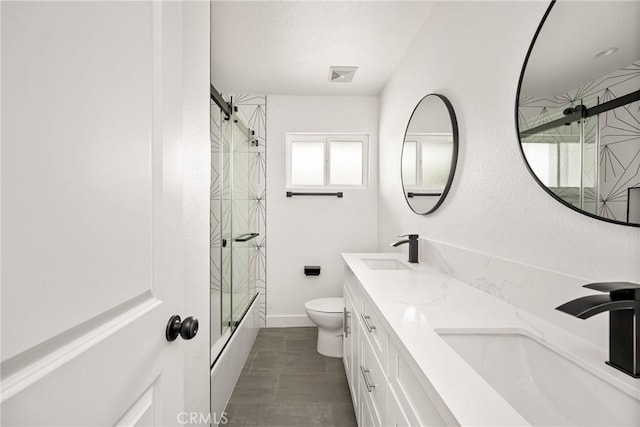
[305,297,344,313]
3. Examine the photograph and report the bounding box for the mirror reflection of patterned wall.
[518,0,640,225]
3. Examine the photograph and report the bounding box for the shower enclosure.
[519,90,640,224]
[211,92,260,363]
[520,96,600,215]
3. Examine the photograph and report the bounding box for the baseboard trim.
[266,315,314,328]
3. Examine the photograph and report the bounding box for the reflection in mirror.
[401,94,458,214]
[518,0,640,225]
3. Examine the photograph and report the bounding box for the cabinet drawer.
[359,322,386,427]
[361,299,388,373]
[389,343,447,426]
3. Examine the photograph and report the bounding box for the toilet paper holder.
[304,266,321,276]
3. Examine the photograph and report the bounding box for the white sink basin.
[437,330,639,426]
[361,258,410,270]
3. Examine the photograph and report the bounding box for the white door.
[2,1,190,425]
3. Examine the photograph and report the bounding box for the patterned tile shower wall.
[210,94,267,345]
[519,61,640,222]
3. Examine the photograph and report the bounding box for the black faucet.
[556,282,640,378]
[390,234,419,263]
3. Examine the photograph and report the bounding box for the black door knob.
[166,315,199,341]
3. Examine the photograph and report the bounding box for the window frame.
[285,133,369,190]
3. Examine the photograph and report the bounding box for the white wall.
[182,0,210,420]
[378,2,640,347]
[267,95,379,326]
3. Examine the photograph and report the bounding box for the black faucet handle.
[398,234,419,239]
[584,282,640,300]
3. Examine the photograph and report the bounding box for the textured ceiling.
[211,1,433,96]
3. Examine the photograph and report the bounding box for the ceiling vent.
[329,66,358,83]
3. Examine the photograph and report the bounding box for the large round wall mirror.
[517,0,640,226]
[401,94,459,215]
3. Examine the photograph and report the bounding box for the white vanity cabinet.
[343,278,359,417]
[343,266,449,427]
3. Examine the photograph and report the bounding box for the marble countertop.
[342,253,639,427]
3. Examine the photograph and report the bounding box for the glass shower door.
[520,98,599,213]
[212,97,259,363]
[231,119,255,327]
[220,101,257,334]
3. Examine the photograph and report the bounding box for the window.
[522,140,582,188]
[402,134,453,190]
[286,133,368,189]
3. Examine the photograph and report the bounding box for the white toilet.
[304,297,344,358]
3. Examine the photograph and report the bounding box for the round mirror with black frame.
[401,93,459,215]
[516,0,640,226]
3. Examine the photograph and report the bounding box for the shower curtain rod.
[520,88,640,137]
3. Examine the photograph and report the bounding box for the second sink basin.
[437,329,639,426]
[361,258,410,270]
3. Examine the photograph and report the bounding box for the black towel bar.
[286,191,343,198]
[407,192,442,198]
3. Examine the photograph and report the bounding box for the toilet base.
[317,327,343,358]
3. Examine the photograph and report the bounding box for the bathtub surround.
[379,1,640,357]
[266,96,379,327]
[210,298,261,427]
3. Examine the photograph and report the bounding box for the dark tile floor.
[224,327,357,427]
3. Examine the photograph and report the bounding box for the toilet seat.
[304,297,343,314]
